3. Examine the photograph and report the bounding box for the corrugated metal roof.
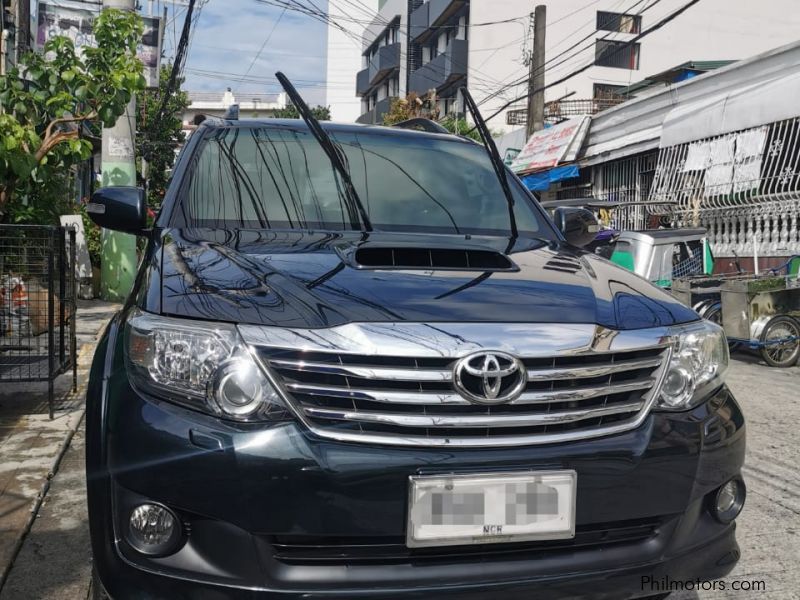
[622,60,736,96]
[579,39,800,166]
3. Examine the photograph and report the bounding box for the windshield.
[175,125,551,237]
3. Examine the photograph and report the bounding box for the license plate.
[407,471,576,548]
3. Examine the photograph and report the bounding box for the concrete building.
[325,0,379,122]
[182,89,287,132]
[354,0,410,125]
[329,0,800,129]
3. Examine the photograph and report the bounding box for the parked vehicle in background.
[84,79,746,600]
[674,263,800,368]
[610,228,714,289]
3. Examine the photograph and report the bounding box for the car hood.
[145,228,697,330]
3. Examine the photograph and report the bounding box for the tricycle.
[673,262,800,367]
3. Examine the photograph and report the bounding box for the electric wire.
[476,0,704,127]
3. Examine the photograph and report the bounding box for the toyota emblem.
[453,351,527,405]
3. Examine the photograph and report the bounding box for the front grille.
[268,517,663,565]
[258,341,669,447]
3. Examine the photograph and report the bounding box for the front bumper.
[86,325,746,600]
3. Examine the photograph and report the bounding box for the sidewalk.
[0,300,119,591]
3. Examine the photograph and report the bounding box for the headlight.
[657,320,729,411]
[124,309,286,421]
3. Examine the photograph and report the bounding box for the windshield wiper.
[460,86,518,239]
[275,72,373,232]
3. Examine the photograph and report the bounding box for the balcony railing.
[409,39,468,96]
[505,98,626,126]
[368,43,400,86]
[356,96,396,125]
[357,43,400,98]
[409,2,429,41]
[410,0,467,43]
[356,68,370,97]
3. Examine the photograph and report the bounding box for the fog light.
[127,503,183,556]
[711,478,745,523]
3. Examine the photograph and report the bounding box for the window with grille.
[595,40,640,69]
[597,11,642,34]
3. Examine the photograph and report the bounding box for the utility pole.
[526,5,546,138]
[100,0,137,301]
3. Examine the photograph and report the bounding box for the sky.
[162,0,330,105]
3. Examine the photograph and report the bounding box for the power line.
[477,0,704,127]
[477,0,660,109]
[239,5,288,91]
[256,0,522,93]
[153,0,196,129]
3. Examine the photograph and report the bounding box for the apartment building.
[331,0,800,130]
[325,0,379,122]
[354,0,409,124]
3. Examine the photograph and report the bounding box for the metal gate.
[0,225,77,418]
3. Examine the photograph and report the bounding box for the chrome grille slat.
[271,360,453,382]
[272,356,663,384]
[284,378,656,406]
[303,401,645,428]
[245,322,673,447]
[526,357,663,381]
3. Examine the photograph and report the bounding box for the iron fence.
[0,225,77,418]
[506,98,625,126]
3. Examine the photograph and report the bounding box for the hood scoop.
[350,246,517,272]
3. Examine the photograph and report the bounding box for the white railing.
[647,118,800,257]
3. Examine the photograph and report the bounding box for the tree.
[137,64,189,211]
[0,9,145,217]
[382,93,435,125]
[382,94,494,142]
[271,105,331,121]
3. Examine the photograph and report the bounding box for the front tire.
[760,315,800,367]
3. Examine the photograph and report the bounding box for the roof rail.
[392,118,450,134]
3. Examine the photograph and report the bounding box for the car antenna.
[460,86,518,240]
[275,72,373,232]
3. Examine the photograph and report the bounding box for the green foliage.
[136,64,189,211]
[439,116,488,142]
[79,202,103,267]
[4,172,74,225]
[272,105,331,121]
[383,92,498,142]
[0,8,145,218]
[382,95,496,141]
[382,93,430,125]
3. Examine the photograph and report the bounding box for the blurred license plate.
[407,471,576,548]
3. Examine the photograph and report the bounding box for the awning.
[660,70,800,147]
[520,164,580,192]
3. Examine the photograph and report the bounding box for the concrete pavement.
[0,301,118,593]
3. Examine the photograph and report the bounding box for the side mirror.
[87,187,147,236]
[553,207,600,248]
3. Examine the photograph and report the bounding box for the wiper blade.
[460,86,518,239]
[275,72,373,232]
